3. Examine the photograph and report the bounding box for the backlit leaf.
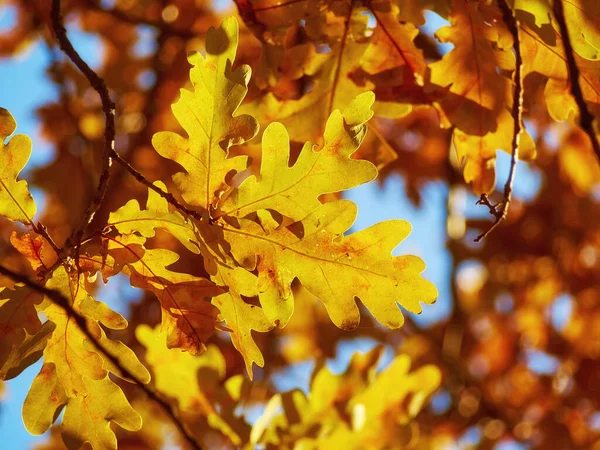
[0,107,36,224]
[152,17,258,211]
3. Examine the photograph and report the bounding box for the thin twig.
[475,0,523,242]
[33,222,64,258]
[110,150,203,222]
[51,0,114,258]
[552,0,600,163]
[0,264,204,450]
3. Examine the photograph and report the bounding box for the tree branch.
[552,0,600,164]
[110,151,203,221]
[51,0,114,258]
[475,0,523,242]
[0,264,204,450]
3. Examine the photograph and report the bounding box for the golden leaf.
[0,107,36,224]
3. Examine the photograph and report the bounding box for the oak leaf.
[141,16,437,376]
[152,17,258,211]
[515,0,600,61]
[224,200,437,329]
[250,347,441,448]
[87,232,224,355]
[0,107,36,224]
[219,92,378,221]
[22,267,150,449]
[0,286,50,380]
[430,0,535,193]
[137,324,249,446]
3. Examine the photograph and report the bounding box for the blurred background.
[1,0,599,449]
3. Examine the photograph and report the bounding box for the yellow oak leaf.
[219,92,378,221]
[430,0,535,193]
[0,286,51,380]
[152,17,258,211]
[41,267,149,392]
[107,182,201,254]
[23,363,68,436]
[519,12,600,122]
[61,376,143,450]
[92,233,225,355]
[136,324,246,446]
[223,200,438,330]
[251,347,440,448]
[23,267,149,448]
[515,0,599,60]
[0,107,36,224]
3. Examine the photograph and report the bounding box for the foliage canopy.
[1,0,600,448]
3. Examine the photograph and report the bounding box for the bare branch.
[50,0,114,258]
[110,150,204,221]
[552,0,600,164]
[475,0,523,242]
[33,222,64,259]
[0,263,205,450]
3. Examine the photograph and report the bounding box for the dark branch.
[33,222,64,259]
[0,264,204,450]
[552,0,600,164]
[110,150,204,221]
[51,0,114,257]
[475,0,523,242]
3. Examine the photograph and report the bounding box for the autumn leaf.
[136,16,437,377]
[223,200,437,329]
[430,0,535,193]
[519,10,600,122]
[85,231,225,355]
[250,347,441,448]
[0,107,36,224]
[137,324,249,446]
[10,231,56,272]
[219,92,378,221]
[515,0,600,60]
[363,0,427,86]
[152,17,258,211]
[61,376,143,450]
[0,286,51,380]
[22,267,149,449]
